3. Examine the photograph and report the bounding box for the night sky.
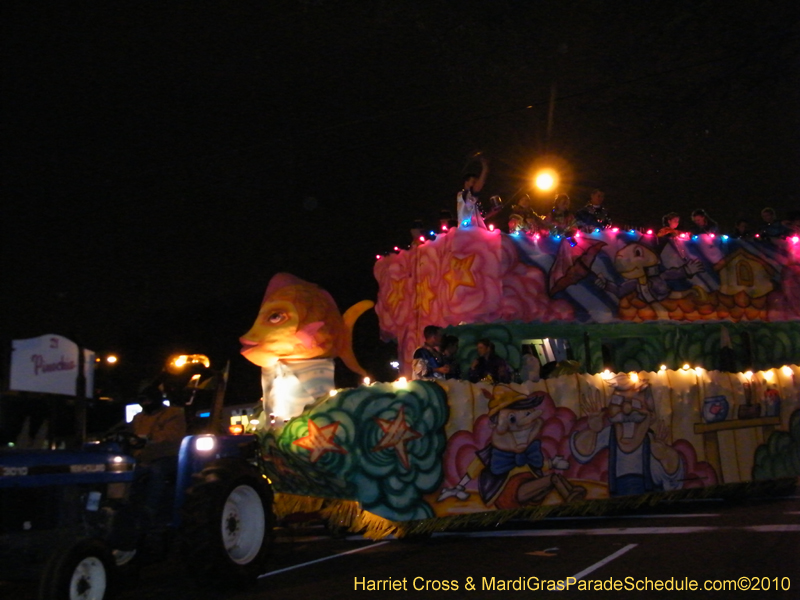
[3,1,799,397]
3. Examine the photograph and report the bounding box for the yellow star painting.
[292,419,347,463]
[385,277,406,311]
[372,406,422,469]
[443,254,477,298]
[414,277,436,314]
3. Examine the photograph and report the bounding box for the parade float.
[240,226,800,538]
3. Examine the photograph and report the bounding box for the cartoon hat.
[486,384,545,418]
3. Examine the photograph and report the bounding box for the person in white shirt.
[457,156,489,228]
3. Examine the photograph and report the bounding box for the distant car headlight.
[194,435,216,453]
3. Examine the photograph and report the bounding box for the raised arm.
[472,157,489,193]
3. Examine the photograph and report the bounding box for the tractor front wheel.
[38,538,114,600]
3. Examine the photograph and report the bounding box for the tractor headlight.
[107,455,132,473]
[194,435,217,453]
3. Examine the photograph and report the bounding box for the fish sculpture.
[240,273,373,376]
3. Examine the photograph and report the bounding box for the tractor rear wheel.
[180,473,273,586]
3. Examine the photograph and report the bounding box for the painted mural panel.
[260,367,800,524]
[374,228,800,372]
[259,380,449,522]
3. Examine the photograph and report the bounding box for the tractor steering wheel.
[103,427,147,453]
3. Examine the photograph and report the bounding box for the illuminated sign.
[9,334,94,398]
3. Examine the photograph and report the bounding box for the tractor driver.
[110,385,187,552]
[130,385,187,521]
[131,385,186,464]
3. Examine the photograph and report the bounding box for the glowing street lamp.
[534,169,559,192]
[170,354,210,370]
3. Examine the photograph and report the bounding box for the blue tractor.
[0,356,273,600]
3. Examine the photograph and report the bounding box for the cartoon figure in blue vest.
[570,373,684,496]
[438,387,586,508]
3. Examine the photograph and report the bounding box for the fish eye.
[266,311,288,324]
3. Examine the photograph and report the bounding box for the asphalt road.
[4,492,798,599]
[136,492,800,600]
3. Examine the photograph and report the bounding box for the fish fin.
[296,321,324,348]
[338,300,375,376]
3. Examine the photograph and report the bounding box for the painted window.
[736,260,754,287]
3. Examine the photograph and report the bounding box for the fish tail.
[339,300,375,376]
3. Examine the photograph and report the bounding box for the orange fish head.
[240,299,329,368]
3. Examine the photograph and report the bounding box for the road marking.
[784,511,800,515]
[570,544,638,580]
[544,513,720,521]
[743,524,800,532]
[435,526,717,537]
[258,541,390,578]
[433,524,800,538]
